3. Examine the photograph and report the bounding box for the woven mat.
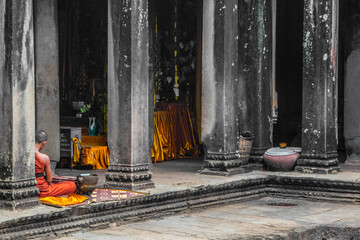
[90,188,147,202]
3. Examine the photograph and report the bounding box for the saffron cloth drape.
[151,103,199,163]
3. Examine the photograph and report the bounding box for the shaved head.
[35,130,48,144]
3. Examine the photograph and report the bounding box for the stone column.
[0,1,39,209]
[106,0,155,190]
[238,0,273,169]
[200,0,251,176]
[296,0,340,173]
[34,0,60,174]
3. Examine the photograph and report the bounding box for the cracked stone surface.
[55,159,360,195]
[57,197,360,240]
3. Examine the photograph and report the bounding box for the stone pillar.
[0,1,40,209]
[34,0,60,173]
[106,0,155,190]
[296,0,340,173]
[200,0,251,176]
[238,0,273,169]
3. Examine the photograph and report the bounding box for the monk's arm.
[43,156,53,183]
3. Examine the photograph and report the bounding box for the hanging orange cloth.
[151,111,176,163]
[167,103,199,158]
[35,153,77,198]
[40,193,88,207]
[151,103,199,163]
[72,137,83,166]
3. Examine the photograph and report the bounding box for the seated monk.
[35,130,77,198]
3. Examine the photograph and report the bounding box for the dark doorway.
[57,0,108,169]
[58,0,107,132]
[338,0,360,163]
[150,0,203,163]
[273,0,304,147]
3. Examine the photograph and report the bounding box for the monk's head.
[35,130,48,150]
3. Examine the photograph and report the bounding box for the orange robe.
[35,153,76,198]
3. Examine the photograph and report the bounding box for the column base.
[199,153,252,176]
[0,197,40,210]
[199,165,252,176]
[0,180,40,210]
[105,181,155,191]
[296,158,341,174]
[295,166,341,174]
[105,165,155,191]
[249,149,266,170]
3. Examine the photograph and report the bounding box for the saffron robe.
[35,153,76,198]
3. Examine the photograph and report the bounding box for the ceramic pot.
[263,147,299,171]
[77,174,98,193]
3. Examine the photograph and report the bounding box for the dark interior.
[274,0,304,147]
[58,0,108,133]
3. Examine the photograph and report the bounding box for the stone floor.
[55,159,360,195]
[57,197,360,240]
[2,159,360,238]
[2,159,360,221]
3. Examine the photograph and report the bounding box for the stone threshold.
[1,174,360,239]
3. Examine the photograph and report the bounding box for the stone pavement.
[55,159,360,195]
[57,197,360,240]
[2,159,360,239]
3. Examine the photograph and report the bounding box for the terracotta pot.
[263,147,299,171]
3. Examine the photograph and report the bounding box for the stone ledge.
[1,175,360,239]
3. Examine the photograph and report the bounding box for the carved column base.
[199,153,252,176]
[295,157,341,174]
[105,165,155,191]
[249,148,266,171]
[295,166,341,174]
[0,180,40,210]
[0,197,40,210]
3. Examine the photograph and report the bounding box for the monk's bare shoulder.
[37,152,50,165]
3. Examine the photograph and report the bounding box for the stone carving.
[108,165,149,173]
[0,180,38,189]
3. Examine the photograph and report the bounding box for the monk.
[35,130,77,198]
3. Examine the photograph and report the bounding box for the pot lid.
[264,147,296,156]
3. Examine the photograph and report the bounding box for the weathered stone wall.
[344,0,360,162]
[34,0,60,170]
